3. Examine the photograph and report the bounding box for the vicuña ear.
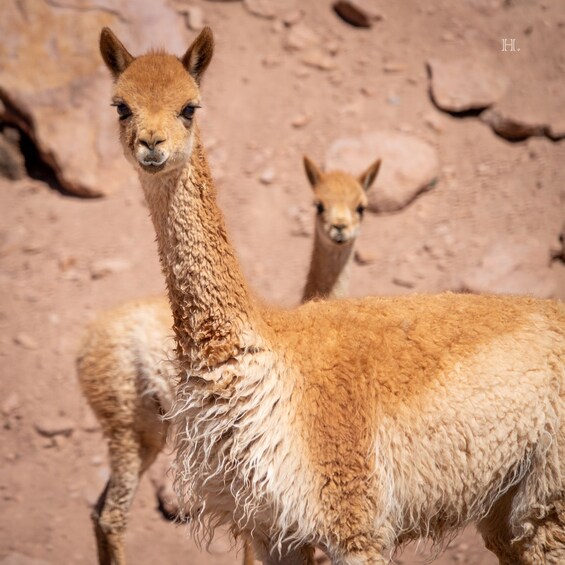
[100,27,134,79]
[182,27,214,84]
[359,158,381,192]
[303,155,323,189]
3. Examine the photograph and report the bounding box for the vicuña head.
[100,27,213,175]
[304,156,380,247]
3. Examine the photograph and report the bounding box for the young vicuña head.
[303,156,380,247]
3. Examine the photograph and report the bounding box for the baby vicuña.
[99,26,565,565]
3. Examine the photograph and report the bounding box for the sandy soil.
[1,0,564,564]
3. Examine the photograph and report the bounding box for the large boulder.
[460,239,555,298]
[427,56,508,113]
[481,81,565,141]
[0,0,188,196]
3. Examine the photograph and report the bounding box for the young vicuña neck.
[139,130,257,369]
[302,230,354,302]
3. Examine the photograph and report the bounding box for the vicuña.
[77,158,379,564]
[98,26,565,565]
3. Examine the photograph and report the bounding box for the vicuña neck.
[139,130,257,369]
[302,232,354,302]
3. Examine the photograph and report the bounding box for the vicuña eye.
[181,104,199,121]
[356,204,365,217]
[315,202,325,215]
[113,103,132,120]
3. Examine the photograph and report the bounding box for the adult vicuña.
[99,26,565,565]
[77,158,379,564]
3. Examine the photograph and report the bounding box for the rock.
[383,61,405,73]
[551,222,565,263]
[184,6,205,30]
[291,114,311,128]
[326,41,340,56]
[284,24,321,51]
[281,9,303,26]
[423,112,445,133]
[13,332,38,350]
[0,128,26,180]
[1,393,21,416]
[0,0,188,198]
[460,239,556,297]
[243,0,277,19]
[485,78,565,141]
[262,55,281,68]
[480,108,546,141]
[81,409,101,433]
[259,168,276,185]
[34,416,75,438]
[333,0,381,28]
[90,258,131,279]
[301,49,336,71]
[354,248,376,265]
[325,131,439,213]
[392,276,415,289]
[427,57,508,113]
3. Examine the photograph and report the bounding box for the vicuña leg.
[480,490,565,564]
[91,430,162,565]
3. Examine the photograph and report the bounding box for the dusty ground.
[1,0,564,563]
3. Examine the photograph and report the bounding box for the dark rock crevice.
[0,87,101,197]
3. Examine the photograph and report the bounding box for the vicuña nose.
[139,135,166,150]
[332,223,347,231]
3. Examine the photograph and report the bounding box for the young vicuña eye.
[316,202,325,215]
[181,105,197,120]
[356,204,365,217]
[115,103,132,120]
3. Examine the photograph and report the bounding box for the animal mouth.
[332,233,348,245]
[140,161,167,173]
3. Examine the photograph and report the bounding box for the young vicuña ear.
[303,155,323,189]
[359,158,381,192]
[99,27,134,79]
[181,27,214,84]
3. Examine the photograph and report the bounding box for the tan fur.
[76,161,372,564]
[79,33,372,565]
[302,156,380,302]
[99,27,565,565]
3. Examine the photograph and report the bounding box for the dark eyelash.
[111,102,132,120]
[181,104,201,120]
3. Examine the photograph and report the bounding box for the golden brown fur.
[76,157,373,564]
[80,33,372,563]
[99,27,565,565]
